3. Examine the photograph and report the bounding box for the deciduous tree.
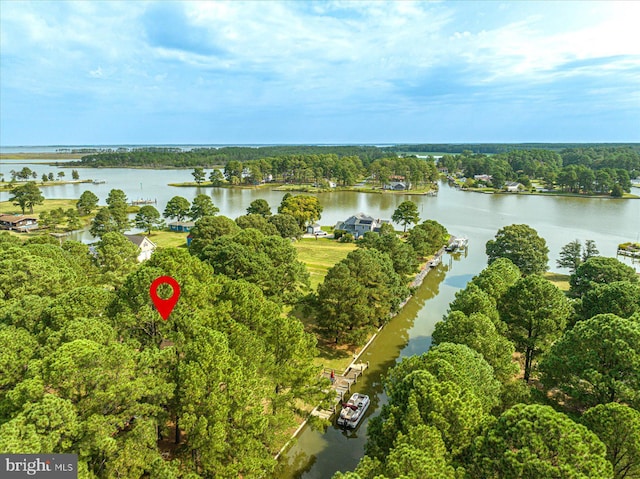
[277,194,322,229]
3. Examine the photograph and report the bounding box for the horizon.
[1,1,639,145]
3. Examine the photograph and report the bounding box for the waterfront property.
[504,181,523,192]
[0,213,38,232]
[384,181,407,191]
[125,234,157,262]
[335,213,390,238]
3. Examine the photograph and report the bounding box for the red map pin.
[149,276,181,320]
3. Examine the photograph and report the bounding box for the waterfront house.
[169,221,195,232]
[125,234,157,262]
[385,181,407,191]
[504,182,523,192]
[335,213,390,238]
[0,214,38,232]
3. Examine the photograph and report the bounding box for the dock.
[131,198,157,206]
[312,362,370,421]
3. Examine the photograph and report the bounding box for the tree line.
[5,166,80,183]
[334,224,640,479]
[439,147,638,195]
[76,146,387,168]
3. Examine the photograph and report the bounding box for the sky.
[1,0,639,146]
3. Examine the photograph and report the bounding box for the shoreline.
[453,186,640,200]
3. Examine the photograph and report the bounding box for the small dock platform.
[311,362,369,421]
[131,198,157,206]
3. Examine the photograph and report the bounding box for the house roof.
[169,221,195,227]
[505,182,522,187]
[0,214,37,222]
[125,234,156,248]
[343,213,376,225]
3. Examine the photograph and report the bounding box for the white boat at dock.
[336,393,370,429]
[446,236,468,252]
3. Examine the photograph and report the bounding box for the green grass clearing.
[144,230,189,248]
[544,272,571,292]
[293,237,356,291]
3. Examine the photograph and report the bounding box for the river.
[1,161,639,477]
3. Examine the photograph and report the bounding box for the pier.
[131,198,157,206]
[312,362,370,421]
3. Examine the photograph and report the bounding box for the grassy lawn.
[1,198,80,217]
[544,272,571,292]
[293,237,356,291]
[291,238,361,371]
[144,230,189,248]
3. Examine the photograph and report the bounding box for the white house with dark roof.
[125,234,157,262]
[335,213,390,238]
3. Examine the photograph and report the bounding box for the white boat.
[337,393,370,428]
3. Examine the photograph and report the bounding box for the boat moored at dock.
[336,393,370,429]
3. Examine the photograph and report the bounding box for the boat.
[336,393,370,428]
[92,180,106,184]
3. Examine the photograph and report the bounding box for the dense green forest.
[333,225,640,479]
[75,146,388,168]
[0,229,326,478]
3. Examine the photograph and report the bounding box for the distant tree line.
[439,147,638,195]
[387,142,640,155]
[76,145,387,168]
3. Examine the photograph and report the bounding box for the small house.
[169,221,195,232]
[306,223,323,235]
[125,234,157,262]
[0,214,38,232]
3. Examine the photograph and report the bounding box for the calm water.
[2,162,639,477]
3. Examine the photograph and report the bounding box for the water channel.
[1,160,639,477]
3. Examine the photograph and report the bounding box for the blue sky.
[1,1,639,145]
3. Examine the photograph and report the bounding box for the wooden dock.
[311,362,369,421]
